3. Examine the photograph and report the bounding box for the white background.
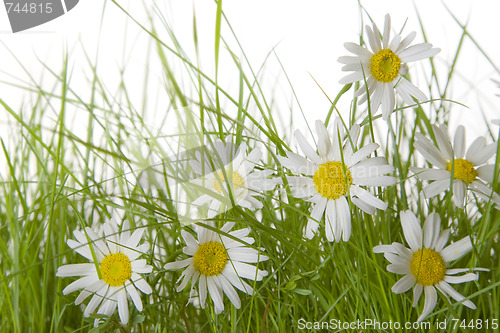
[0,0,499,141]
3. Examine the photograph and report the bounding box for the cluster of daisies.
[57,14,499,327]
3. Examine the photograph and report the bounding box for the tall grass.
[0,1,498,332]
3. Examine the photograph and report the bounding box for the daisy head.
[190,143,277,218]
[411,124,500,209]
[338,14,440,120]
[279,119,395,242]
[56,220,152,327]
[374,210,484,322]
[164,221,268,314]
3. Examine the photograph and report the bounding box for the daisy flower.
[279,119,395,242]
[374,210,484,322]
[190,143,277,218]
[56,220,152,327]
[338,14,440,120]
[411,124,500,208]
[189,138,241,175]
[164,221,268,313]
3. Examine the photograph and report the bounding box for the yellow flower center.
[410,248,446,286]
[213,170,245,194]
[446,158,478,184]
[193,242,228,276]
[370,49,401,82]
[313,161,352,200]
[100,253,132,286]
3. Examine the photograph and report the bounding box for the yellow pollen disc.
[313,161,352,200]
[100,253,132,286]
[446,158,478,184]
[213,170,245,194]
[370,49,401,82]
[410,248,446,286]
[193,242,228,276]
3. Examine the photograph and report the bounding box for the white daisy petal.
[56,264,96,277]
[382,14,391,49]
[325,199,336,242]
[62,276,99,295]
[444,273,478,284]
[221,266,254,295]
[215,274,241,309]
[339,71,366,85]
[84,228,109,256]
[414,134,448,169]
[392,242,413,260]
[394,79,415,105]
[66,240,94,261]
[125,283,143,312]
[75,290,92,305]
[384,252,406,265]
[446,268,471,275]
[278,153,317,175]
[126,228,145,249]
[391,274,416,294]
[351,196,376,215]
[381,82,395,120]
[398,43,439,62]
[117,290,129,325]
[454,125,466,159]
[469,143,498,166]
[437,281,476,309]
[207,276,224,313]
[465,136,486,163]
[336,197,351,242]
[397,78,427,101]
[131,260,153,274]
[423,214,436,249]
[132,273,153,295]
[306,197,327,239]
[387,264,411,274]
[432,125,453,160]
[199,275,207,308]
[350,164,394,179]
[409,167,450,181]
[84,293,104,318]
[346,143,379,168]
[366,24,381,53]
[470,181,500,205]
[440,236,472,262]
[373,244,393,253]
[352,175,396,187]
[423,179,450,198]
[477,164,496,183]
[351,185,388,211]
[315,120,334,160]
[397,31,416,52]
[412,283,423,307]
[452,179,466,208]
[434,229,450,252]
[400,210,423,252]
[227,248,268,263]
[344,42,372,57]
[417,286,437,322]
[295,129,322,165]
